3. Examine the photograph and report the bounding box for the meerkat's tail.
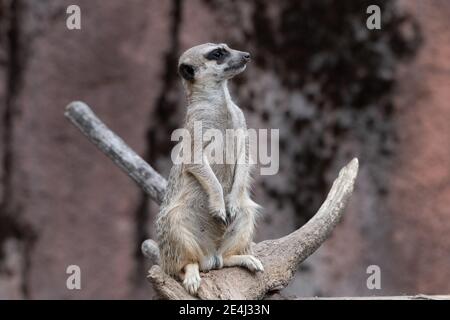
[141,239,160,265]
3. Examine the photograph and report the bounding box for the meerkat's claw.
[183,273,201,295]
[243,255,264,272]
[226,205,239,225]
[212,207,228,226]
[225,195,240,225]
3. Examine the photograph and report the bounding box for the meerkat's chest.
[212,104,247,156]
[225,102,246,129]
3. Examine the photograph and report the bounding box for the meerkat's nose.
[243,52,251,61]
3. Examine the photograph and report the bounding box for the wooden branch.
[65,101,359,300]
[65,101,167,204]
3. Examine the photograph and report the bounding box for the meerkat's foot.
[223,255,264,273]
[182,263,201,295]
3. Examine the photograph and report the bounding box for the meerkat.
[144,43,263,295]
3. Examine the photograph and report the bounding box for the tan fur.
[155,43,263,295]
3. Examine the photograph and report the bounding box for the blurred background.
[0,0,449,299]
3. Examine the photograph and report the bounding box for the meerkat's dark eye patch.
[178,63,196,81]
[205,47,230,64]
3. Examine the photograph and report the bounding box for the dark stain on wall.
[0,0,36,298]
[206,0,422,226]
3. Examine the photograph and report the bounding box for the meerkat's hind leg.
[181,263,201,295]
[223,255,264,273]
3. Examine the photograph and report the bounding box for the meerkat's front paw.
[211,207,227,226]
[209,199,228,226]
[183,272,201,295]
[225,195,240,225]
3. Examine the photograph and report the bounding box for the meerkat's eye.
[212,49,223,59]
[205,48,229,61]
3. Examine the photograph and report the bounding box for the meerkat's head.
[178,43,250,86]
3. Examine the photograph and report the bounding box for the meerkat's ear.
[178,63,196,81]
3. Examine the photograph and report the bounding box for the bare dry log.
[65,101,359,300]
[64,101,167,204]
